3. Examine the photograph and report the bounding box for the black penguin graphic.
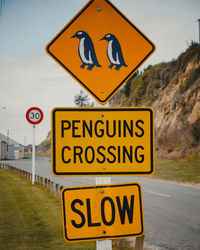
[71,31,101,71]
[101,33,127,70]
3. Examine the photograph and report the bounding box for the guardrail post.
[135,235,144,250]
[44,178,47,187]
[55,184,59,196]
[60,185,64,196]
[40,176,43,185]
[47,179,51,189]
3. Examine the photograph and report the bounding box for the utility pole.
[198,19,200,44]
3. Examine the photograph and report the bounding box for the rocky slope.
[37,131,51,154]
[110,42,200,159]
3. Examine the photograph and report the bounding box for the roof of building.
[0,133,24,146]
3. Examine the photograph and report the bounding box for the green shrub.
[177,42,200,72]
[191,117,200,143]
[124,71,138,97]
[179,65,200,93]
[187,151,200,161]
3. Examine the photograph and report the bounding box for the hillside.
[110,42,200,159]
[37,131,51,154]
[38,42,200,160]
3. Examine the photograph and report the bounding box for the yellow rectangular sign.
[61,182,144,242]
[52,107,154,176]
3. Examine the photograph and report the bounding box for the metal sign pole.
[32,125,36,184]
[95,100,112,250]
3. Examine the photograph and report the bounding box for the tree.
[124,71,139,97]
[74,90,91,107]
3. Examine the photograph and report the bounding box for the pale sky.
[0,0,199,145]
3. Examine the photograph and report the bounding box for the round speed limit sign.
[26,107,44,125]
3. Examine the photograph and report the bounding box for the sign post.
[32,125,36,185]
[95,100,112,250]
[95,176,112,250]
[26,107,44,184]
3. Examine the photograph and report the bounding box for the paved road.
[1,157,200,250]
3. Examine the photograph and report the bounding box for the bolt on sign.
[61,182,144,242]
[52,107,154,176]
[46,0,155,104]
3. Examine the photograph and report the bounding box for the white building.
[0,133,25,160]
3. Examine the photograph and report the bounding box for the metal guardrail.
[0,163,64,196]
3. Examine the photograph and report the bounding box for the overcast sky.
[0,0,199,145]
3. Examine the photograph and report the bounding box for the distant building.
[26,144,32,153]
[0,133,25,160]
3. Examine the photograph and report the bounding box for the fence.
[0,162,145,249]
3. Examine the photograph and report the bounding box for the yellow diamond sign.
[46,0,155,104]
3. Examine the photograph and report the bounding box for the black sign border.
[52,108,154,176]
[46,0,155,104]
[62,182,144,242]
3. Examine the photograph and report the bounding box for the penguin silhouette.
[71,31,101,71]
[101,34,127,70]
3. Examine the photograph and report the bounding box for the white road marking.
[147,190,170,198]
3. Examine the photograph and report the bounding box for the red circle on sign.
[26,107,44,125]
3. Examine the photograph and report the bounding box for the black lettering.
[135,146,144,163]
[118,120,121,137]
[72,120,81,137]
[135,120,144,137]
[106,120,116,138]
[35,112,40,120]
[116,195,135,224]
[74,146,83,163]
[101,197,115,226]
[123,120,133,137]
[61,120,71,137]
[71,199,85,228]
[85,146,95,164]
[95,120,104,137]
[87,199,101,227]
[123,146,133,163]
[62,146,71,163]
[118,146,121,163]
[97,146,106,163]
[107,146,116,163]
[83,120,92,137]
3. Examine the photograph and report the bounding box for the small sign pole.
[32,125,36,184]
[95,100,112,250]
[26,107,43,185]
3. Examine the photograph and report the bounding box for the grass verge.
[153,159,200,184]
[0,169,96,249]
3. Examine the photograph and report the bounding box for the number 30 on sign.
[26,107,44,125]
